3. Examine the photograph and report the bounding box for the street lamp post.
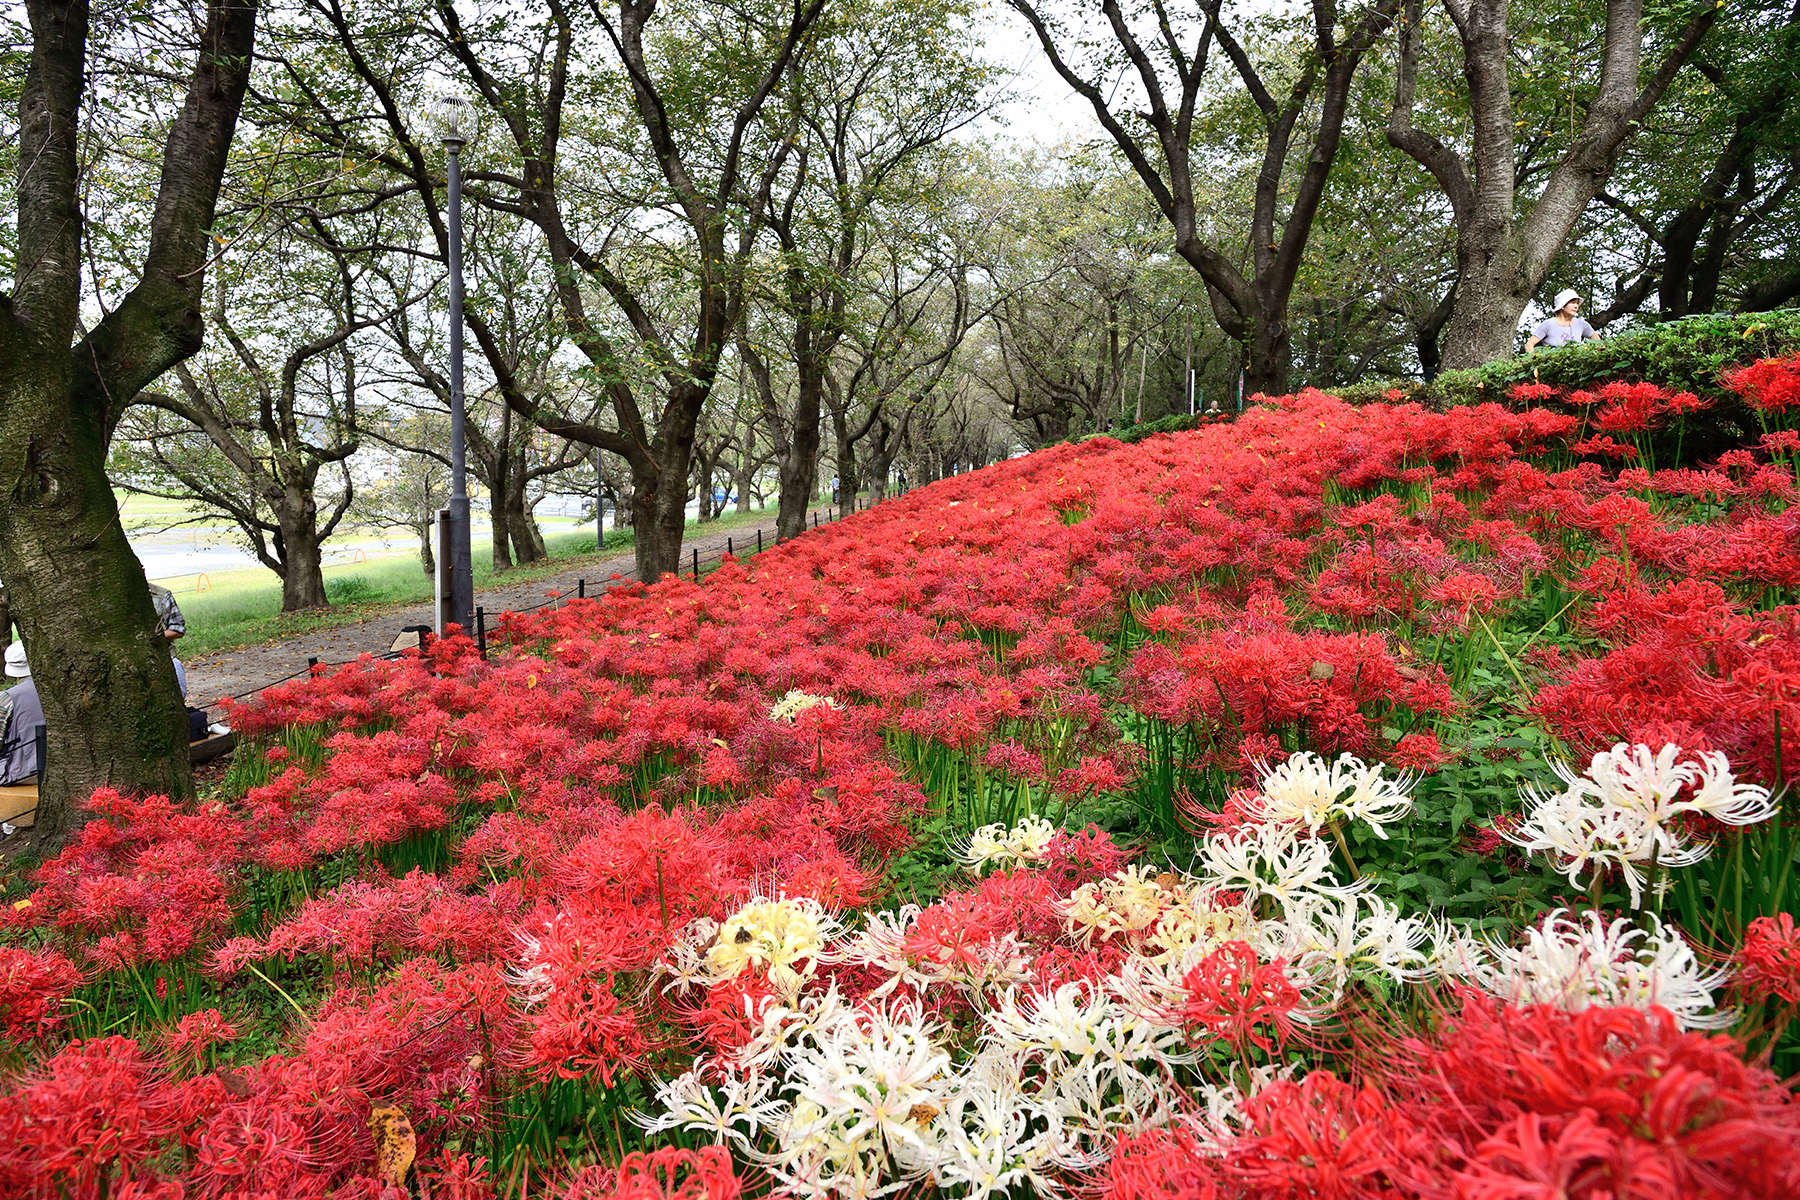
[431,95,476,636]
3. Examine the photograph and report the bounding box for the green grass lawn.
[176,506,781,655]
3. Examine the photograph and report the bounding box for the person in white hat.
[1525,289,1601,353]
[1,642,44,785]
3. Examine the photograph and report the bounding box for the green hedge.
[1333,309,1800,409]
[1069,310,1798,460]
[1101,411,1235,444]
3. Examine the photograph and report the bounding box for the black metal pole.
[578,579,586,599]
[445,141,474,636]
[727,536,733,558]
[308,656,319,670]
[693,548,700,581]
[757,529,763,553]
[476,606,486,657]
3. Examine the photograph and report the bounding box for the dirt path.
[185,523,761,709]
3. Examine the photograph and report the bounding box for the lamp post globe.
[431,95,476,637]
[427,94,476,149]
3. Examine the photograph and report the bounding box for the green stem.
[1472,609,1531,698]
[245,962,310,1023]
[1328,819,1361,880]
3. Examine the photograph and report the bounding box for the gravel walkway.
[184,523,761,709]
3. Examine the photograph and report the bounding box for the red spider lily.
[1726,354,1800,413]
[1177,940,1304,1054]
[1223,1071,1411,1199]
[1738,913,1800,1005]
[0,1037,178,1196]
[1369,995,1800,1198]
[560,1145,741,1200]
[161,1008,239,1072]
[233,871,527,969]
[902,892,1015,968]
[1103,1126,1222,1199]
[1055,754,1128,800]
[683,974,778,1058]
[1426,572,1503,628]
[1041,824,1130,891]
[1572,434,1640,460]
[0,946,84,1043]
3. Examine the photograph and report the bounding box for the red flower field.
[5,363,1800,1198]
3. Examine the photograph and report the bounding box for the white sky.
[975,5,1099,150]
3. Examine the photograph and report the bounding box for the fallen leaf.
[368,1103,416,1187]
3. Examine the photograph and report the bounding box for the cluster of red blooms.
[1738,913,1800,1006]
[1105,997,1800,1199]
[1,361,1797,1196]
[1725,355,1800,414]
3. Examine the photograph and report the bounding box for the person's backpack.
[187,707,209,741]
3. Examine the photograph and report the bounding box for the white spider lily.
[1248,750,1416,838]
[637,1067,784,1141]
[706,896,841,997]
[1421,917,1488,982]
[1196,822,1365,912]
[931,1053,1059,1200]
[1180,1063,1297,1151]
[1471,908,1730,1030]
[959,815,1058,872]
[768,689,842,722]
[1508,743,1774,907]
[1278,892,1431,1002]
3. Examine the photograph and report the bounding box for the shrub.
[1337,310,1800,409]
[323,574,378,604]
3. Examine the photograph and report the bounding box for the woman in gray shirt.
[1526,290,1600,352]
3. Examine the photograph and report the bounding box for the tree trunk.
[865,416,895,501]
[631,462,689,581]
[505,474,545,565]
[733,418,756,514]
[1243,303,1292,396]
[694,449,717,523]
[416,520,435,575]
[488,486,514,571]
[831,408,859,510]
[1437,254,1532,372]
[0,0,257,847]
[511,506,546,563]
[0,360,192,827]
[276,496,329,611]
[629,393,700,581]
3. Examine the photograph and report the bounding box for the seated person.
[148,581,188,698]
[1,643,43,786]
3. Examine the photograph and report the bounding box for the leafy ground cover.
[5,357,1800,1197]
